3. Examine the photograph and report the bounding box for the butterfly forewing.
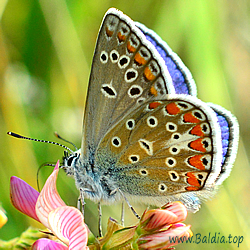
[135,22,197,96]
[81,8,175,156]
[95,96,223,204]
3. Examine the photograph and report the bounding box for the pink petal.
[36,161,66,229]
[141,209,178,230]
[162,202,187,222]
[32,238,68,250]
[48,206,88,249]
[10,176,40,222]
[139,224,191,249]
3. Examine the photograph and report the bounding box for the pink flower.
[138,201,192,249]
[10,160,88,249]
[139,223,192,249]
[140,201,187,231]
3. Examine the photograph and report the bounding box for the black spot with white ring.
[128,85,143,98]
[118,55,130,68]
[169,171,179,181]
[177,102,189,109]
[169,146,180,155]
[139,169,148,176]
[126,119,135,130]
[165,157,176,167]
[158,183,167,192]
[110,50,119,63]
[193,110,206,121]
[100,51,108,64]
[129,155,140,163]
[138,139,153,155]
[125,68,138,82]
[111,136,121,147]
[171,133,181,140]
[101,84,117,98]
[147,116,158,128]
[166,122,177,132]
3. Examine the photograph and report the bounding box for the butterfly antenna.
[54,131,78,150]
[7,132,74,153]
[37,163,55,192]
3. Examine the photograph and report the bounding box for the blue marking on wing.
[136,22,197,96]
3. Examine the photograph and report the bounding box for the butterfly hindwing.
[95,95,223,208]
[208,103,239,185]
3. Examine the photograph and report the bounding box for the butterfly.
[61,8,239,214]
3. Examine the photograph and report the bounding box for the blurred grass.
[0,0,249,249]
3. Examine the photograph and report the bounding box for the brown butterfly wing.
[96,96,222,207]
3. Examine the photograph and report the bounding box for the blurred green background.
[0,0,249,249]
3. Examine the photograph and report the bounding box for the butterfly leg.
[98,202,103,237]
[121,202,124,226]
[118,189,140,219]
[78,188,85,216]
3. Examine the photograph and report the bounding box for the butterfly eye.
[67,155,75,166]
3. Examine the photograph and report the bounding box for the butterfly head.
[62,149,81,176]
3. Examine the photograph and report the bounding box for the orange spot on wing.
[149,101,161,109]
[117,32,126,42]
[185,186,200,191]
[189,139,206,153]
[150,86,158,96]
[127,41,136,53]
[165,102,181,115]
[106,27,113,37]
[134,52,147,66]
[183,113,200,123]
[144,66,156,81]
[188,155,205,170]
[190,125,204,136]
[186,172,201,187]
